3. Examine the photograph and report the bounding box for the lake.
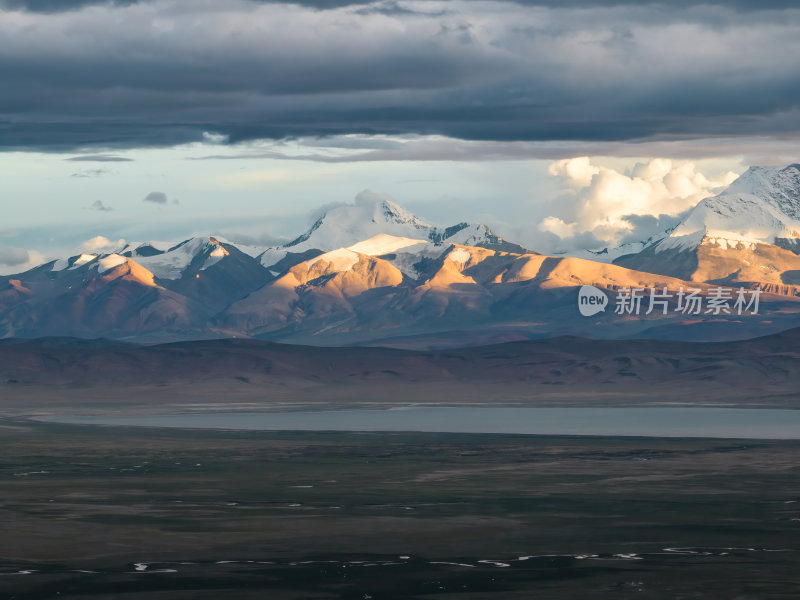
[37,406,800,439]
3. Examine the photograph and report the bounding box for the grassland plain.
[2,419,800,599]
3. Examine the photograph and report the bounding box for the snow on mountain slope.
[565,233,670,264]
[615,164,800,283]
[129,237,230,280]
[39,198,523,286]
[51,253,97,271]
[215,238,800,346]
[129,237,274,315]
[0,234,274,339]
[0,251,199,339]
[282,196,429,253]
[307,248,361,272]
[670,164,800,243]
[219,248,407,333]
[345,234,442,279]
[4,228,800,344]
[383,245,445,279]
[615,230,800,284]
[346,233,427,256]
[251,196,524,270]
[47,251,160,288]
[277,234,478,283]
[97,254,128,274]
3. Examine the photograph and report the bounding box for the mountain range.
[3,166,800,348]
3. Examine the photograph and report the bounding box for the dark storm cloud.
[5,0,796,11]
[1,0,800,151]
[0,0,140,12]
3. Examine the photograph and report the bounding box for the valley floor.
[2,420,800,599]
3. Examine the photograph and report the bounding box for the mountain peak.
[285,193,430,251]
[668,163,800,243]
[365,194,429,229]
[254,194,534,271]
[614,162,800,283]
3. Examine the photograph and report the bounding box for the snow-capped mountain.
[559,232,670,264]
[0,236,275,339]
[250,195,529,270]
[0,194,532,341]
[122,237,231,280]
[286,195,430,249]
[0,251,197,338]
[121,237,273,313]
[671,164,800,242]
[615,164,800,284]
[2,185,800,345]
[217,237,800,345]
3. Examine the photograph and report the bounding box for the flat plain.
[2,419,800,599]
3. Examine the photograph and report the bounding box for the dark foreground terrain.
[1,420,799,599]
[3,328,800,415]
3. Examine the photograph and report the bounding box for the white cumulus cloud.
[80,236,126,253]
[540,157,738,245]
[538,216,577,239]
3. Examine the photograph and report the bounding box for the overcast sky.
[2,0,800,272]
